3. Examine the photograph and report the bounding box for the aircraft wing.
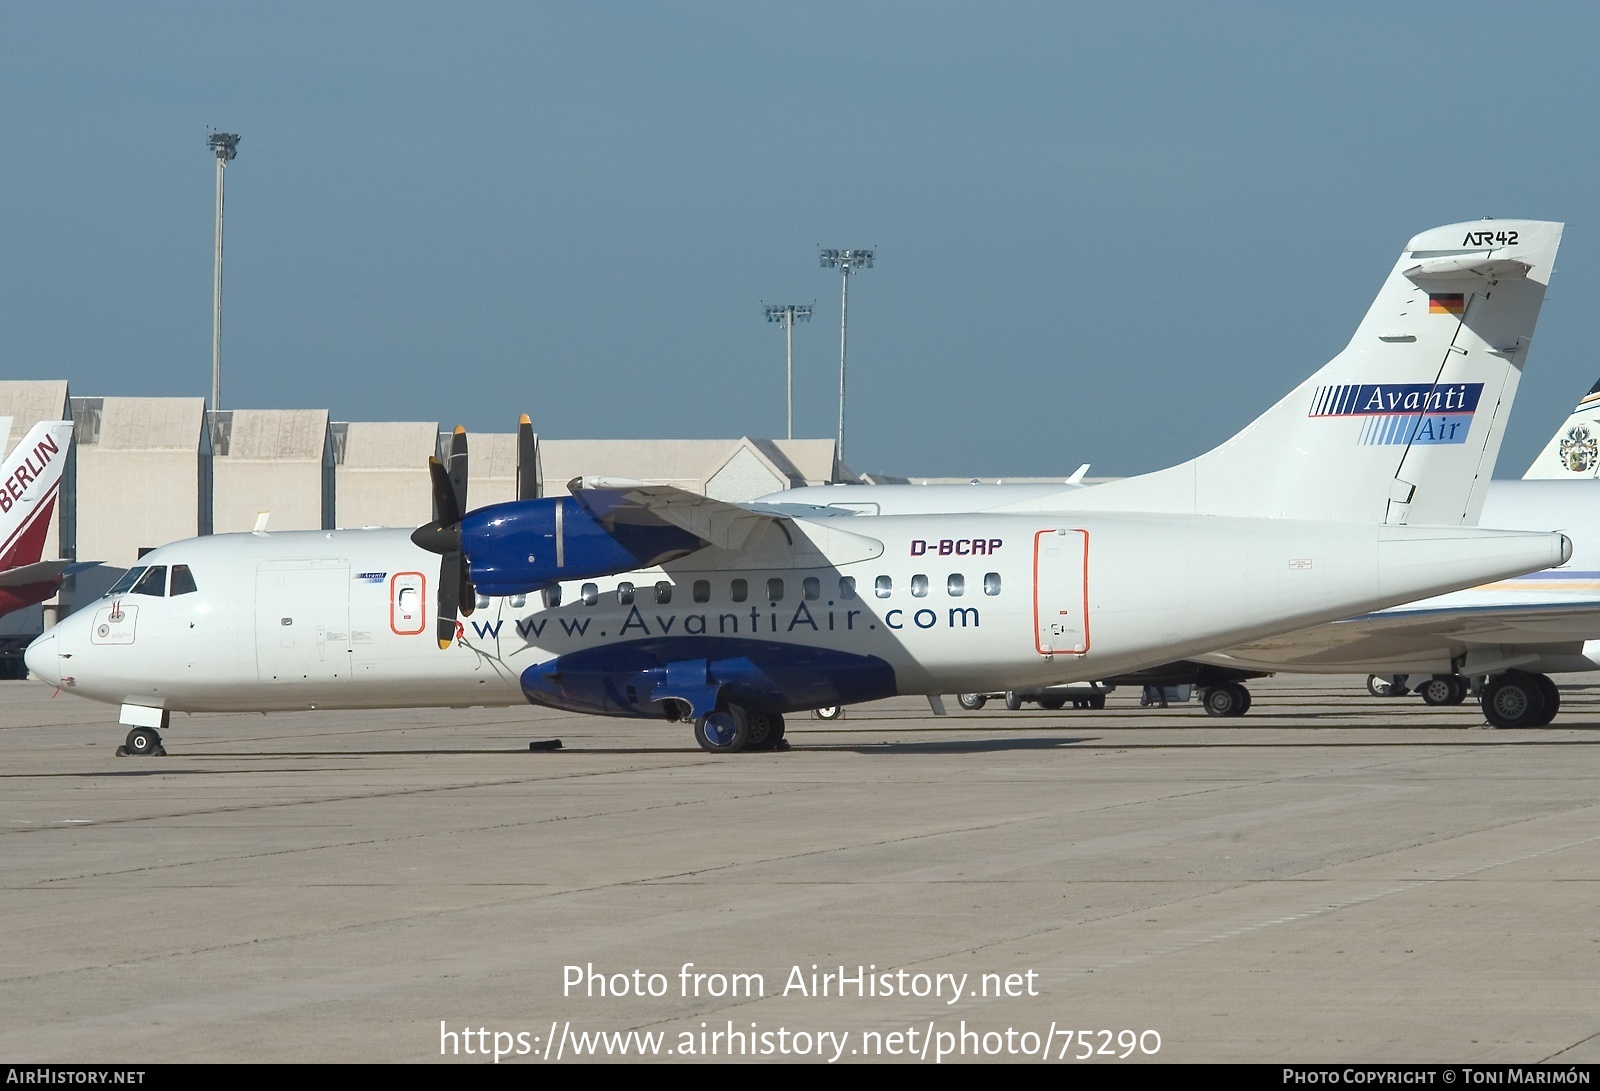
[1204,598,1600,673]
[568,477,786,551]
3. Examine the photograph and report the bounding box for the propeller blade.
[420,428,474,647]
[458,559,477,619]
[437,551,461,648]
[516,414,540,501]
[427,456,461,528]
[446,425,469,516]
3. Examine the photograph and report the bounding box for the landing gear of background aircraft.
[1418,674,1469,706]
[1037,697,1067,710]
[1366,674,1411,698]
[957,693,987,711]
[1072,693,1106,710]
[1201,682,1252,717]
[813,706,844,720]
[1480,670,1559,728]
[745,711,786,751]
[1003,691,1024,711]
[118,726,165,757]
[694,705,750,753]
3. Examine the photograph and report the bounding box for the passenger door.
[1032,529,1089,657]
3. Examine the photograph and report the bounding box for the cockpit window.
[106,566,146,597]
[170,565,198,596]
[130,566,167,597]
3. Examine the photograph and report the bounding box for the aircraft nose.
[24,631,59,685]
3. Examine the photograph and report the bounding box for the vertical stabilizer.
[0,420,75,570]
[1523,376,1600,479]
[1059,220,1562,525]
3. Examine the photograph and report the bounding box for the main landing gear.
[117,726,166,757]
[1366,674,1411,698]
[1416,674,1469,707]
[1480,670,1560,729]
[1368,671,1561,725]
[1199,681,1252,717]
[691,704,789,754]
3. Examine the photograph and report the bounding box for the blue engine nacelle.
[460,497,705,597]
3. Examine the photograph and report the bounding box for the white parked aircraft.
[775,403,1600,727]
[0,420,78,624]
[26,220,1572,754]
[1194,391,1600,726]
[1525,376,1600,479]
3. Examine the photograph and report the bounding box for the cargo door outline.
[255,560,352,683]
[1033,528,1089,656]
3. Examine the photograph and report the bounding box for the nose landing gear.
[117,726,166,757]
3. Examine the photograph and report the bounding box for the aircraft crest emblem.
[1560,425,1598,473]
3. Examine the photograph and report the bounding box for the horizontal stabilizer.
[1404,256,1531,282]
[0,559,73,588]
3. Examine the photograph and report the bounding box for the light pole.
[818,248,873,469]
[207,131,240,430]
[763,303,812,440]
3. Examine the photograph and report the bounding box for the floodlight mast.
[818,248,873,469]
[764,302,813,440]
[207,131,240,425]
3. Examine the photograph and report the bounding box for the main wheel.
[1418,675,1463,706]
[1366,674,1410,698]
[957,693,987,711]
[124,726,162,756]
[1480,671,1545,729]
[745,711,786,751]
[1003,691,1024,711]
[1086,693,1106,710]
[1531,674,1560,726]
[1202,682,1251,717]
[693,706,750,753]
[1037,697,1067,710]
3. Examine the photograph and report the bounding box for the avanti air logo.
[1308,383,1483,446]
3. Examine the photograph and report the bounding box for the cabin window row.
[527,572,1003,609]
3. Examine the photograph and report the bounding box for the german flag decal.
[1429,293,1466,315]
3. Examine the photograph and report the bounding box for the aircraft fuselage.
[29,512,1569,725]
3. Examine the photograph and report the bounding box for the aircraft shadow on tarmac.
[805,736,1096,754]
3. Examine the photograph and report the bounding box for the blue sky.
[3,3,1596,478]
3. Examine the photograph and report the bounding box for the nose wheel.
[117,727,166,757]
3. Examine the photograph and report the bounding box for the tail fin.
[1061,220,1562,524]
[0,420,75,570]
[1522,376,1600,479]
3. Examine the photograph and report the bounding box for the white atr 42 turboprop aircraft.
[25,220,1571,755]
